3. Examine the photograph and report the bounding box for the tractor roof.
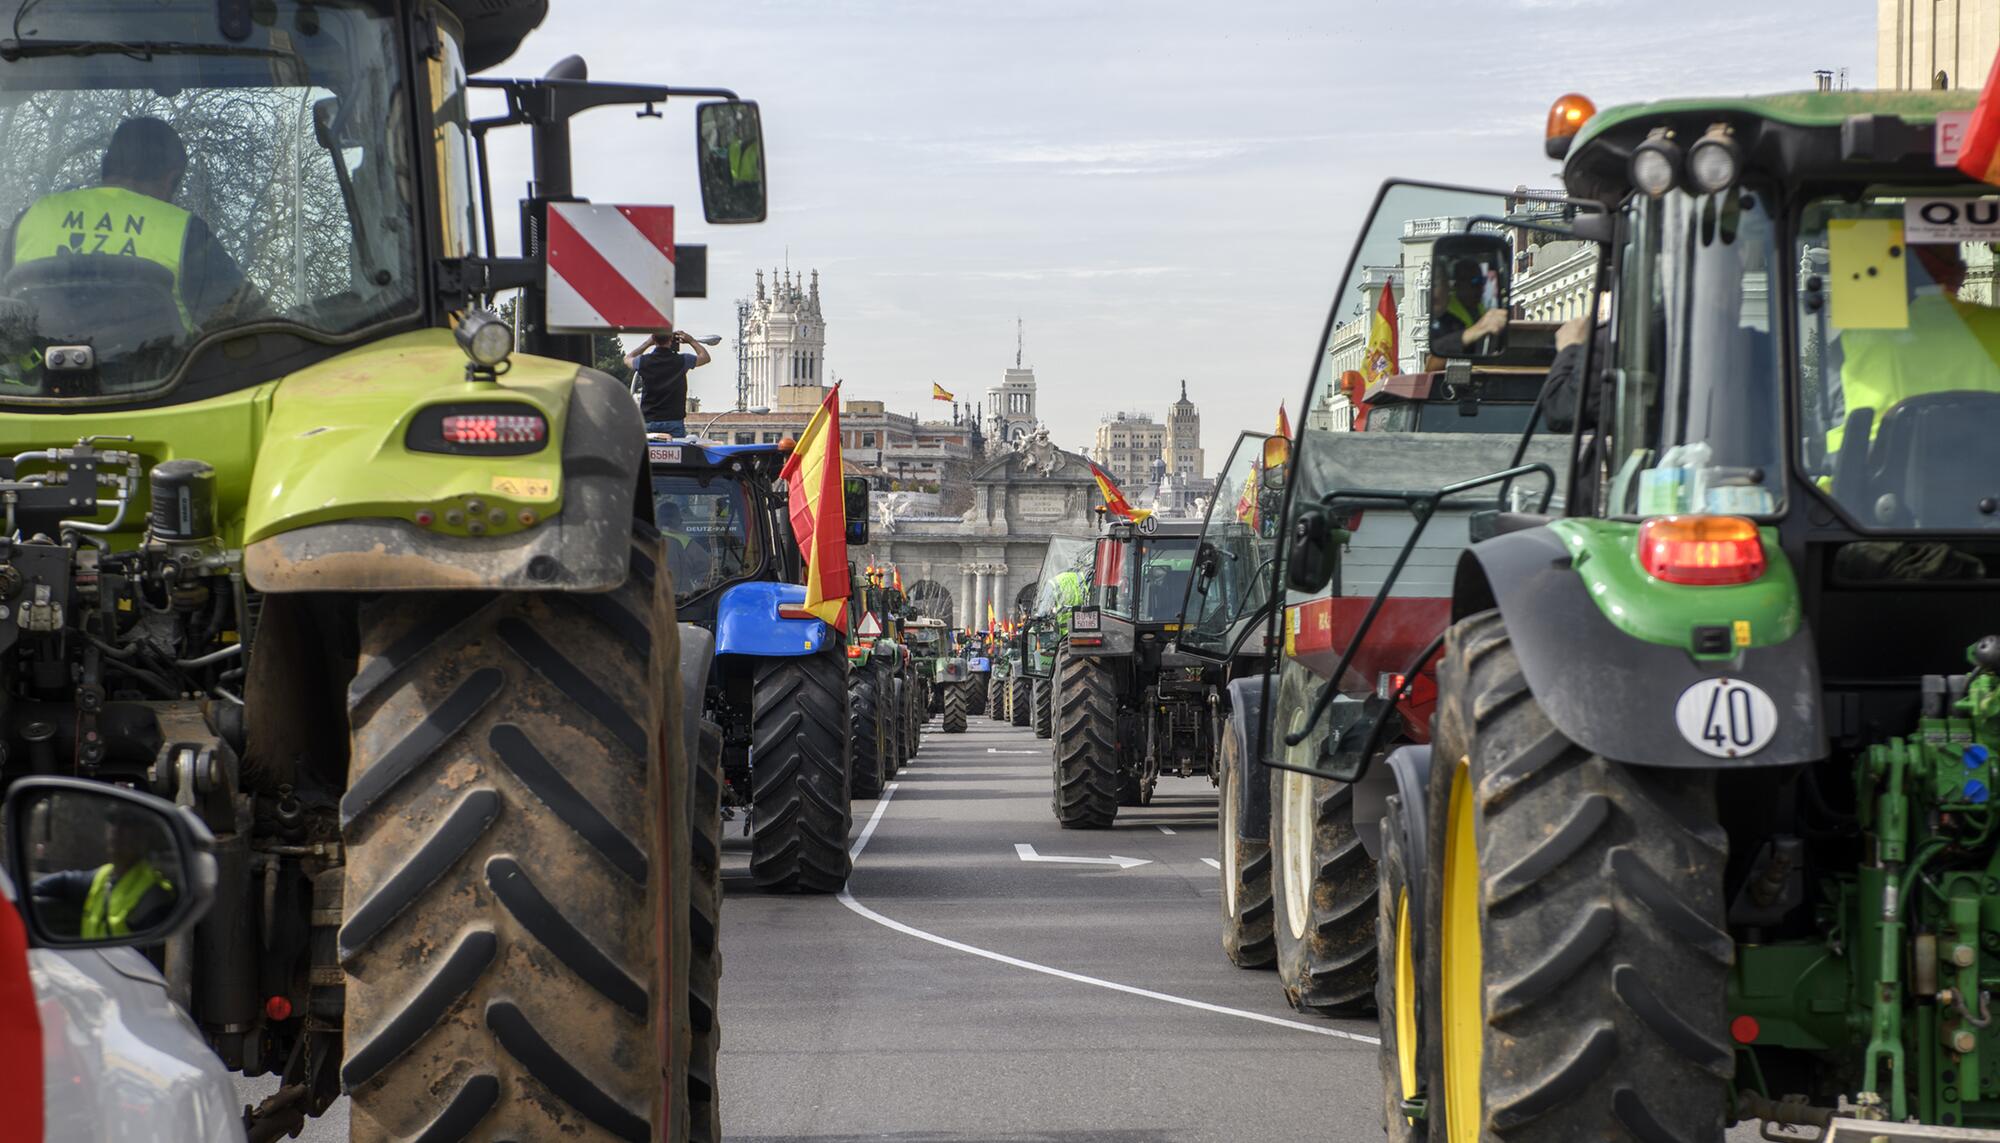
[1564,89,1981,204]
[443,0,548,73]
[647,439,789,476]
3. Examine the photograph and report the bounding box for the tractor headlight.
[456,309,515,369]
[1686,125,1742,194]
[1629,130,1682,198]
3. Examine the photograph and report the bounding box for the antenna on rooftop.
[1015,317,1024,369]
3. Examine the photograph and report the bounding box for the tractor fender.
[1224,676,1270,843]
[677,623,716,768]
[1355,743,1431,865]
[245,364,641,593]
[713,581,833,657]
[1455,527,1826,769]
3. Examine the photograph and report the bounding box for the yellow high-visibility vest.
[81,859,170,939]
[1830,293,2000,452]
[12,186,193,326]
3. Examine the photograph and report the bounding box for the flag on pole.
[779,384,850,631]
[986,601,997,633]
[1263,403,1292,469]
[932,382,955,401]
[1363,283,1399,385]
[1959,50,2000,184]
[892,566,903,593]
[1088,461,1152,522]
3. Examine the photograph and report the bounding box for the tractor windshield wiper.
[0,39,298,63]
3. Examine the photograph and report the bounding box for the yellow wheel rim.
[1395,887,1418,1102]
[1441,759,1483,1141]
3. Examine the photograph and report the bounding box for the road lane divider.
[837,783,1380,1044]
[1014,843,1150,869]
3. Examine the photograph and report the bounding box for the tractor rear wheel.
[1375,798,1421,1143]
[849,672,886,799]
[1032,677,1053,738]
[941,682,968,733]
[341,525,684,1143]
[1053,652,1120,828]
[1268,664,1376,1016]
[1218,721,1275,969]
[887,676,907,775]
[1424,610,1730,1141]
[749,653,853,893]
[1010,676,1032,727]
[988,671,1006,721]
[967,673,988,715]
[687,718,726,1143]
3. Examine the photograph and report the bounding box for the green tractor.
[1026,536,1094,741]
[988,634,1014,722]
[0,3,768,1140]
[934,629,975,734]
[903,615,945,749]
[846,571,903,797]
[1275,89,2000,1140]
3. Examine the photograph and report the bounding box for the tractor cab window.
[1181,433,1283,656]
[1796,193,2000,531]
[0,0,424,403]
[1600,187,1783,518]
[652,472,758,602]
[1135,536,1199,624]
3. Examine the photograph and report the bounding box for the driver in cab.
[1429,256,1509,357]
[33,806,178,940]
[2,116,257,332]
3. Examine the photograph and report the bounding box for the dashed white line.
[836,783,1378,1044]
[1200,858,1222,870]
[1156,825,1177,836]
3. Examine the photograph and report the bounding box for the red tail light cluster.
[1639,515,1765,586]
[441,414,546,446]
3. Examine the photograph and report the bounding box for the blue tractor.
[648,438,864,893]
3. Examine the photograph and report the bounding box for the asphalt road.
[717,715,1383,1143]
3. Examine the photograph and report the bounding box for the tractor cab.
[648,439,793,624]
[1178,431,1284,664]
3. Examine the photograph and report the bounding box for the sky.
[477,0,1876,464]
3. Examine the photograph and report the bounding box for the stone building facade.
[984,366,1039,448]
[1092,411,1166,490]
[1163,381,1203,483]
[742,269,824,410]
[1879,0,1997,90]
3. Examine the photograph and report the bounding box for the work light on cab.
[1639,515,1765,586]
[454,308,515,372]
[1686,123,1743,194]
[1543,92,1596,159]
[1630,128,1683,197]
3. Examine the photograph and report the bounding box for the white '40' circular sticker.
[1675,678,1778,759]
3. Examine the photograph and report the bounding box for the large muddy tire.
[1010,676,1032,727]
[1375,798,1421,1143]
[1053,652,1120,829]
[1269,664,1376,1015]
[1032,677,1053,738]
[1424,611,1729,1141]
[687,719,725,1143]
[1218,722,1275,969]
[340,526,686,1143]
[849,674,886,799]
[887,676,907,775]
[941,683,968,733]
[749,654,853,893]
[967,674,988,715]
[987,671,1006,721]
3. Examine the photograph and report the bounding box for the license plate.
[648,445,683,464]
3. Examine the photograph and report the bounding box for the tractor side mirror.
[3,777,217,949]
[697,101,768,225]
[1429,232,1513,360]
[1285,507,1343,594]
[843,476,869,546]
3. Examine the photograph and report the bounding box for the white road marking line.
[1156,825,1177,836]
[1200,858,1222,870]
[838,784,1377,1044]
[986,748,1042,755]
[1014,843,1150,870]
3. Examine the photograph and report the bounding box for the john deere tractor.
[0,2,767,1140]
[1271,89,2000,1141]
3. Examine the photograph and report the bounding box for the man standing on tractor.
[3,116,258,331]
[628,323,712,436]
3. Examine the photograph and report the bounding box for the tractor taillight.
[1639,515,1764,586]
[441,414,546,446]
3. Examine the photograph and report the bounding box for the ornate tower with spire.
[1163,379,1203,482]
[743,268,826,410]
[982,319,1038,453]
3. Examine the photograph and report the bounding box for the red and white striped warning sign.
[545,204,676,332]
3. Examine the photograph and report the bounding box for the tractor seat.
[1858,391,2000,529]
[3,254,186,362]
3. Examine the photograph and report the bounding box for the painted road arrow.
[1014,843,1151,870]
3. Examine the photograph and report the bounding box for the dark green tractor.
[1273,89,2000,1141]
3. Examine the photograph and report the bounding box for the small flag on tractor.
[1088,461,1152,522]
[932,382,954,401]
[892,566,903,593]
[1959,50,2000,184]
[1263,403,1291,469]
[779,384,850,631]
[987,601,998,633]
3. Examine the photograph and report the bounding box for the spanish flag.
[932,382,954,401]
[986,601,997,632]
[779,384,850,631]
[1088,461,1152,522]
[1959,50,2000,184]
[1363,282,1399,385]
